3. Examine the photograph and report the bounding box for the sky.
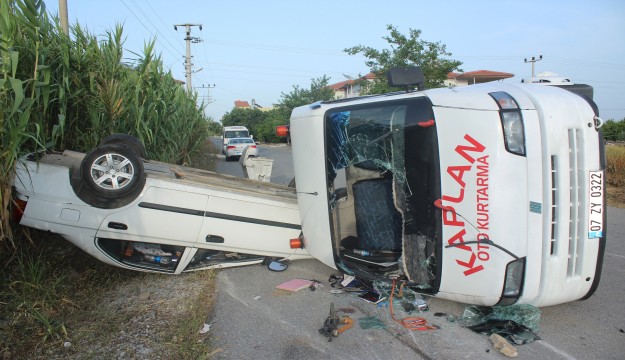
[44,0,625,123]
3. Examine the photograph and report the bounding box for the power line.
[200,38,348,56]
[119,0,180,66]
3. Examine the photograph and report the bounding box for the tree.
[602,118,625,142]
[274,75,336,122]
[345,25,462,93]
[221,107,267,137]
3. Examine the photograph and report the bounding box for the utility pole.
[59,0,69,35]
[195,84,216,104]
[524,55,543,78]
[174,23,203,92]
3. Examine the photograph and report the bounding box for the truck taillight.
[12,197,27,223]
[276,125,289,137]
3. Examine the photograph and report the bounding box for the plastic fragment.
[198,323,211,334]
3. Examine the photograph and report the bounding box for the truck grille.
[550,156,558,255]
[549,128,585,278]
[567,129,584,277]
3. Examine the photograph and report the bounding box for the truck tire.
[72,144,146,208]
[100,133,148,160]
[553,84,594,100]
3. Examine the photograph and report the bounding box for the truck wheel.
[80,144,145,199]
[100,133,148,159]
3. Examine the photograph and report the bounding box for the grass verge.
[606,143,625,208]
[0,231,218,359]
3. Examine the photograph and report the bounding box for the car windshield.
[231,138,253,144]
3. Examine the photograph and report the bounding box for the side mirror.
[268,261,288,271]
[250,134,254,139]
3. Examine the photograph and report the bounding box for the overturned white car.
[13,67,606,307]
[13,134,309,274]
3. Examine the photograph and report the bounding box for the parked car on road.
[225,137,258,161]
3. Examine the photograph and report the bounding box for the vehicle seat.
[352,178,402,251]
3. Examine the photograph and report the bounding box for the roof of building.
[328,73,376,90]
[234,100,250,108]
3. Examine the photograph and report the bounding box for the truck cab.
[288,67,606,306]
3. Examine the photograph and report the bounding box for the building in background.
[329,70,514,99]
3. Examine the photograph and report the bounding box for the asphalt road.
[208,138,625,359]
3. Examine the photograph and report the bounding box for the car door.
[194,193,302,258]
[95,186,208,247]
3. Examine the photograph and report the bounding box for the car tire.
[100,133,148,159]
[72,144,146,208]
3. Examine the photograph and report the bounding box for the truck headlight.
[489,91,526,156]
[497,258,525,306]
[501,111,526,156]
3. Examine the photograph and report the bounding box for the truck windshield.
[324,96,441,290]
[225,130,249,139]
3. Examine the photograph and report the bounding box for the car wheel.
[100,133,148,159]
[76,144,146,207]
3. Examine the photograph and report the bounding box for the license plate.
[587,170,604,238]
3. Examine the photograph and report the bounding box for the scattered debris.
[198,323,211,334]
[253,295,261,300]
[460,305,541,344]
[308,280,324,291]
[341,275,356,287]
[358,290,386,304]
[319,303,353,341]
[490,333,519,357]
[338,307,355,314]
[275,279,314,292]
